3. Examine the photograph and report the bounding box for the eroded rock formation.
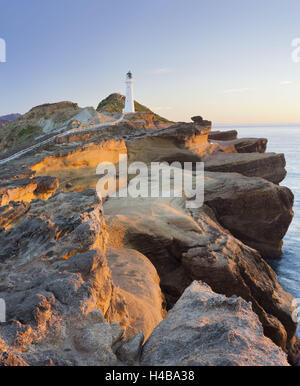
[103,192,297,356]
[141,282,290,366]
[0,100,298,366]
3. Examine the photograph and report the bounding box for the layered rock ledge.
[141,281,290,366]
[0,105,298,365]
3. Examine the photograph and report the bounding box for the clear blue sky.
[1,0,300,124]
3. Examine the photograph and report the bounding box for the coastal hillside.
[0,102,298,366]
[97,93,171,123]
[0,97,172,155]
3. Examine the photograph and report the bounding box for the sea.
[216,125,300,336]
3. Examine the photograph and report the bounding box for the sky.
[1,0,300,124]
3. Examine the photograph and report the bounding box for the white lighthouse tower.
[123,71,135,114]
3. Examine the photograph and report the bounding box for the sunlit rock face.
[0,188,166,365]
[106,248,166,341]
[141,282,290,367]
[0,99,298,365]
[203,171,294,258]
[204,152,287,184]
[103,189,297,357]
[0,176,59,207]
[126,121,214,165]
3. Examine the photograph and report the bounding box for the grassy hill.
[96,93,171,123]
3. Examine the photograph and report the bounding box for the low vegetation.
[97,93,171,123]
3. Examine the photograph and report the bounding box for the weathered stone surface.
[141,282,290,366]
[191,116,212,126]
[104,192,297,355]
[117,331,144,365]
[0,176,59,207]
[209,130,238,141]
[204,152,287,183]
[211,138,268,153]
[203,172,294,258]
[0,201,30,229]
[0,103,298,366]
[126,121,215,165]
[0,190,130,366]
[106,248,166,341]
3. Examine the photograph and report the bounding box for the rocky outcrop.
[116,331,144,365]
[204,152,287,184]
[0,188,168,366]
[104,192,297,356]
[204,172,294,258]
[211,138,268,153]
[106,248,166,341]
[209,130,238,141]
[141,282,290,366]
[0,190,131,366]
[127,121,214,165]
[0,201,30,229]
[0,176,59,207]
[0,103,298,367]
[191,116,212,126]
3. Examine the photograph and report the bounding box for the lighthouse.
[123,71,135,114]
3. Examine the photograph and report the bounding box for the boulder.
[209,130,238,141]
[104,192,298,356]
[204,152,287,183]
[211,138,268,153]
[106,248,166,341]
[0,201,30,229]
[203,172,294,258]
[191,116,212,126]
[141,282,290,366]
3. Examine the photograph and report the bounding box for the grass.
[18,125,40,139]
[97,93,171,123]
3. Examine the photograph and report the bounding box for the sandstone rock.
[191,116,204,123]
[106,248,166,341]
[104,190,297,356]
[203,171,294,258]
[0,201,30,229]
[191,116,212,126]
[0,176,59,206]
[141,282,290,366]
[211,138,268,153]
[0,166,34,182]
[73,322,123,365]
[116,331,144,365]
[0,103,297,366]
[204,152,287,183]
[0,190,129,366]
[0,351,29,366]
[209,130,238,141]
[126,121,214,165]
[0,189,168,366]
